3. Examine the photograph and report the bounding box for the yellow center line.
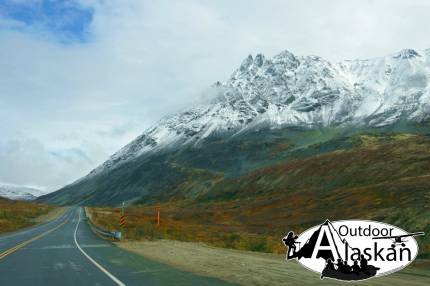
[0,216,70,260]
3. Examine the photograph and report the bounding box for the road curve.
[0,207,233,286]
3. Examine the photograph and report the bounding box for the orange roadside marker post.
[156,205,160,226]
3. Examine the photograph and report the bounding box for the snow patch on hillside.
[79,48,430,181]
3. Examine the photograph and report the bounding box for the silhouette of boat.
[321,265,380,281]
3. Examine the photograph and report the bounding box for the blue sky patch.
[0,0,94,43]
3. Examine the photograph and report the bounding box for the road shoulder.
[116,239,430,286]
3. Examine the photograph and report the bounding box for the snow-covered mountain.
[0,183,45,201]
[87,48,430,179]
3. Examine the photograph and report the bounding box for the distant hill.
[0,183,44,201]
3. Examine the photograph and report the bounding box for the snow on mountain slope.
[85,48,430,179]
[0,183,45,201]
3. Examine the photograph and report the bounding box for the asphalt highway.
[0,207,233,286]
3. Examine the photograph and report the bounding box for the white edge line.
[74,208,126,286]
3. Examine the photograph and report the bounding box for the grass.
[0,197,56,234]
[87,205,284,254]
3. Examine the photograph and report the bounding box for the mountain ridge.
[39,48,430,205]
[0,183,45,201]
[85,47,430,180]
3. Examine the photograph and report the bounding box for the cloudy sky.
[0,0,429,192]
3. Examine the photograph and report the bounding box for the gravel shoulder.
[117,239,430,286]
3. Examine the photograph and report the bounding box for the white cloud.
[0,0,429,191]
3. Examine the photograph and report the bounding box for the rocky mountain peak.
[81,48,430,179]
[393,48,420,59]
[240,54,254,71]
[254,53,266,67]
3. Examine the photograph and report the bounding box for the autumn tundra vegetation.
[87,132,430,258]
[0,197,56,234]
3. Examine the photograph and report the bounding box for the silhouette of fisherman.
[283,231,298,259]
[342,261,352,273]
[352,260,361,275]
[321,259,335,279]
[336,258,344,272]
[360,254,368,271]
[325,259,335,270]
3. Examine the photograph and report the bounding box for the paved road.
[0,207,233,286]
